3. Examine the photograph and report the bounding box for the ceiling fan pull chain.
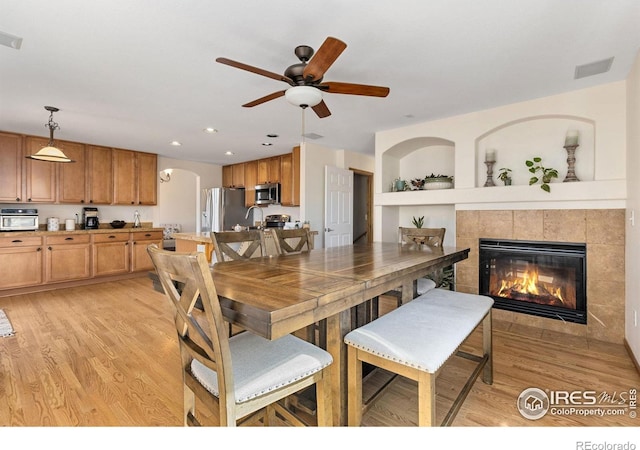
[301,107,306,143]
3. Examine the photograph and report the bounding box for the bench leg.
[482,311,493,385]
[417,371,436,426]
[347,346,363,426]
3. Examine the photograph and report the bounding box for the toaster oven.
[0,208,39,231]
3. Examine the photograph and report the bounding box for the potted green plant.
[525,157,558,192]
[498,168,512,186]
[412,216,424,228]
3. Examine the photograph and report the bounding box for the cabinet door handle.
[145,233,151,237]
[108,235,117,239]
[65,237,74,241]
[15,197,20,201]
[11,239,23,243]
[37,247,42,251]
[48,246,52,251]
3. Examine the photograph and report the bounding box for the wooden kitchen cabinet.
[0,236,43,289]
[257,156,281,184]
[222,163,245,188]
[56,141,88,204]
[86,145,113,204]
[92,232,130,276]
[244,160,258,206]
[0,132,24,202]
[24,136,57,203]
[130,230,163,272]
[279,147,300,206]
[44,234,91,282]
[113,149,157,205]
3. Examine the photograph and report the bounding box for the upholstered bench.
[344,288,493,426]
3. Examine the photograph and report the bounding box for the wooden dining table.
[208,241,470,426]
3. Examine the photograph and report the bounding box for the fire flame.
[496,268,564,304]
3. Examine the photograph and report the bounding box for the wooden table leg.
[326,308,352,426]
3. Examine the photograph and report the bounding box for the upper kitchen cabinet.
[222,163,245,188]
[86,145,113,204]
[243,161,258,207]
[257,156,281,184]
[56,140,87,204]
[0,132,23,202]
[280,146,300,206]
[24,136,57,203]
[113,149,157,205]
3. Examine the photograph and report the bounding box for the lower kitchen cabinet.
[45,234,91,282]
[92,232,130,276]
[0,236,43,289]
[130,230,163,272]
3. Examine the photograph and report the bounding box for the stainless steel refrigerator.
[202,187,253,232]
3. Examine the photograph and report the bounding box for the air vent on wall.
[574,57,614,79]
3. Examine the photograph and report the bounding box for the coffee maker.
[83,207,99,229]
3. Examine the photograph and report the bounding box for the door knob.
[325,228,334,232]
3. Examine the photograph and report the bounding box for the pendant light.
[26,106,75,163]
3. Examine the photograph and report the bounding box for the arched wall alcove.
[475,115,595,187]
[382,136,455,192]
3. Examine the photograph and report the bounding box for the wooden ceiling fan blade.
[242,90,286,107]
[216,57,295,85]
[302,37,347,82]
[311,100,331,118]
[321,81,390,97]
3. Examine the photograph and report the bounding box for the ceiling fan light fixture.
[26,106,75,163]
[285,86,322,108]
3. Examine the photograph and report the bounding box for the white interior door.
[324,165,353,247]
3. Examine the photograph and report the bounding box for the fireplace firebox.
[479,239,587,324]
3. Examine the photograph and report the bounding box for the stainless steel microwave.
[0,208,39,231]
[255,183,280,205]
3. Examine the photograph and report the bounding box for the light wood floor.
[0,277,638,427]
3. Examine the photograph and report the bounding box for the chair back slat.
[399,227,446,247]
[271,228,313,254]
[212,230,266,262]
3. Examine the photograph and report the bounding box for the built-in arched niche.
[382,136,455,192]
[475,115,595,187]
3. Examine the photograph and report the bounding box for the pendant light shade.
[285,86,322,108]
[26,106,75,163]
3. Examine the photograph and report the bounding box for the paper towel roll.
[65,219,75,231]
[47,217,59,231]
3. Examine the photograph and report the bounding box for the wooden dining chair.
[398,226,447,295]
[271,228,314,254]
[147,244,333,426]
[211,230,266,262]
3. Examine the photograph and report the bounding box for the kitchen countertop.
[0,225,163,238]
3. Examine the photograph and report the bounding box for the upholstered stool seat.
[191,332,333,403]
[345,288,493,426]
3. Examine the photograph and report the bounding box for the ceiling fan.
[216,37,390,118]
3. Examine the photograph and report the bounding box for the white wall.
[625,50,640,363]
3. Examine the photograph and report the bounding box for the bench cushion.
[344,289,493,373]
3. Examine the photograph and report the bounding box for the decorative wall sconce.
[159,169,173,183]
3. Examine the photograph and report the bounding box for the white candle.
[565,130,579,146]
[485,149,496,162]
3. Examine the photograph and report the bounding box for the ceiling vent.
[302,132,323,140]
[574,57,614,79]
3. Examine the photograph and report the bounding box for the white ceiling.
[1,0,639,166]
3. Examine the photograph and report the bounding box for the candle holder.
[484,160,496,187]
[563,144,580,182]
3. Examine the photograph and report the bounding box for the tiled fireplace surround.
[455,209,625,344]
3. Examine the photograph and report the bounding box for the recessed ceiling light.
[266,134,279,138]
[262,142,273,146]
[204,127,218,134]
[225,151,234,155]
[170,141,182,146]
